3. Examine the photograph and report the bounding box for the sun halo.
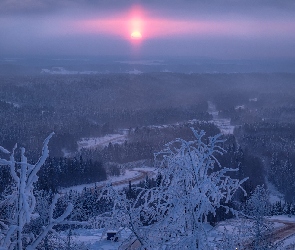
[131,31,142,39]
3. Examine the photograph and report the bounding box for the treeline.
[0,102,210,159]
[0,74,211,157]
[80,122,221,164]
[217,134,265,198]
[0,155,106,193]
[78,123,266,199]
[236,121,295,201]
[2,73,295,203]
[269,152,295,202]
[207,77,295,203]
[36,156,107,191]
[2,73,294,160]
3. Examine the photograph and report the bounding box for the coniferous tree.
[245,185,274,250]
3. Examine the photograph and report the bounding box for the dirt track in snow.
[109,169,155,187]
[88,169,156,192]
[268,219,295,244]
[243,218,295,249]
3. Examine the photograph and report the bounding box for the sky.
[0,0,295,60]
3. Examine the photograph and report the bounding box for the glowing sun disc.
[131,31,142,39]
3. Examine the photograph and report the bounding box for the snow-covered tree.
[215,226,244,250]
[96,128,248,249]
[93,183,153,247]
[282,202,290,216]
[0,133,79,250]
[290,203,295,216]
[152,128,248,249]
[244,185,274,250]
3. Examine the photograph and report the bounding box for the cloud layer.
[1,0,294,59]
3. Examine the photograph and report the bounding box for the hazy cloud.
[1,0,295,16]
[1,0,294,59]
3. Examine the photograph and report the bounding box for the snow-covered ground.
[78,130,129,151]
[41,67,102,75]
[146,118,202,130]
[61,167,156,193]
[59,166,157,249]
[268,215,295,223]
[4,101,20,108]
[59,228,133,250]
[127,69,142,74]
[268,215,295,248]
[281,234,295,249]
[76,101,235,153]
[211,118,235,134]
[76,117,207,153]
[60,216,289,249]
[266,180,285,204]
[57,213,295,249]
[208,101,235,134]
[209,215,295,249]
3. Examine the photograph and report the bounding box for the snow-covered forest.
[1,73,295,249]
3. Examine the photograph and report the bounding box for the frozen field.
[78,130,129,150]
[59,215,295,249]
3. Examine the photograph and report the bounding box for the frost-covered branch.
[26,194,74,250]
[96,128,248,249]
[152,128,248,248]
[0,133,83,250]
[0,133,54,250]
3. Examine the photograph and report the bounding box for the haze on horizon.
[0,0,295,60]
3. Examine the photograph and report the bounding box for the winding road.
[107,169,155,187]
[243,218,295,249]
[268,218,295,245]
[61,168,156,194]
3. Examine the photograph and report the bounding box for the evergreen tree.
[245,185,273,250]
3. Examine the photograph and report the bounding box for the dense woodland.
[0,73,294,196]
[0,73,295,249]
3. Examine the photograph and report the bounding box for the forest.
[1,72,295,249]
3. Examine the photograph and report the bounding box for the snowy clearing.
[127,69,142,74]
[59,228,133,250]
[78,132,128,151]
[269,215,295,223]
[61,167,156,193]
[208,101,235,134]
[57,216,295,250]
[41,67,103,74]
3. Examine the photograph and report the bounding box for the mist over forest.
[1,58,295,247]
[1,0,295,247]
[0,70,294,193]
[1,54,295,249]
